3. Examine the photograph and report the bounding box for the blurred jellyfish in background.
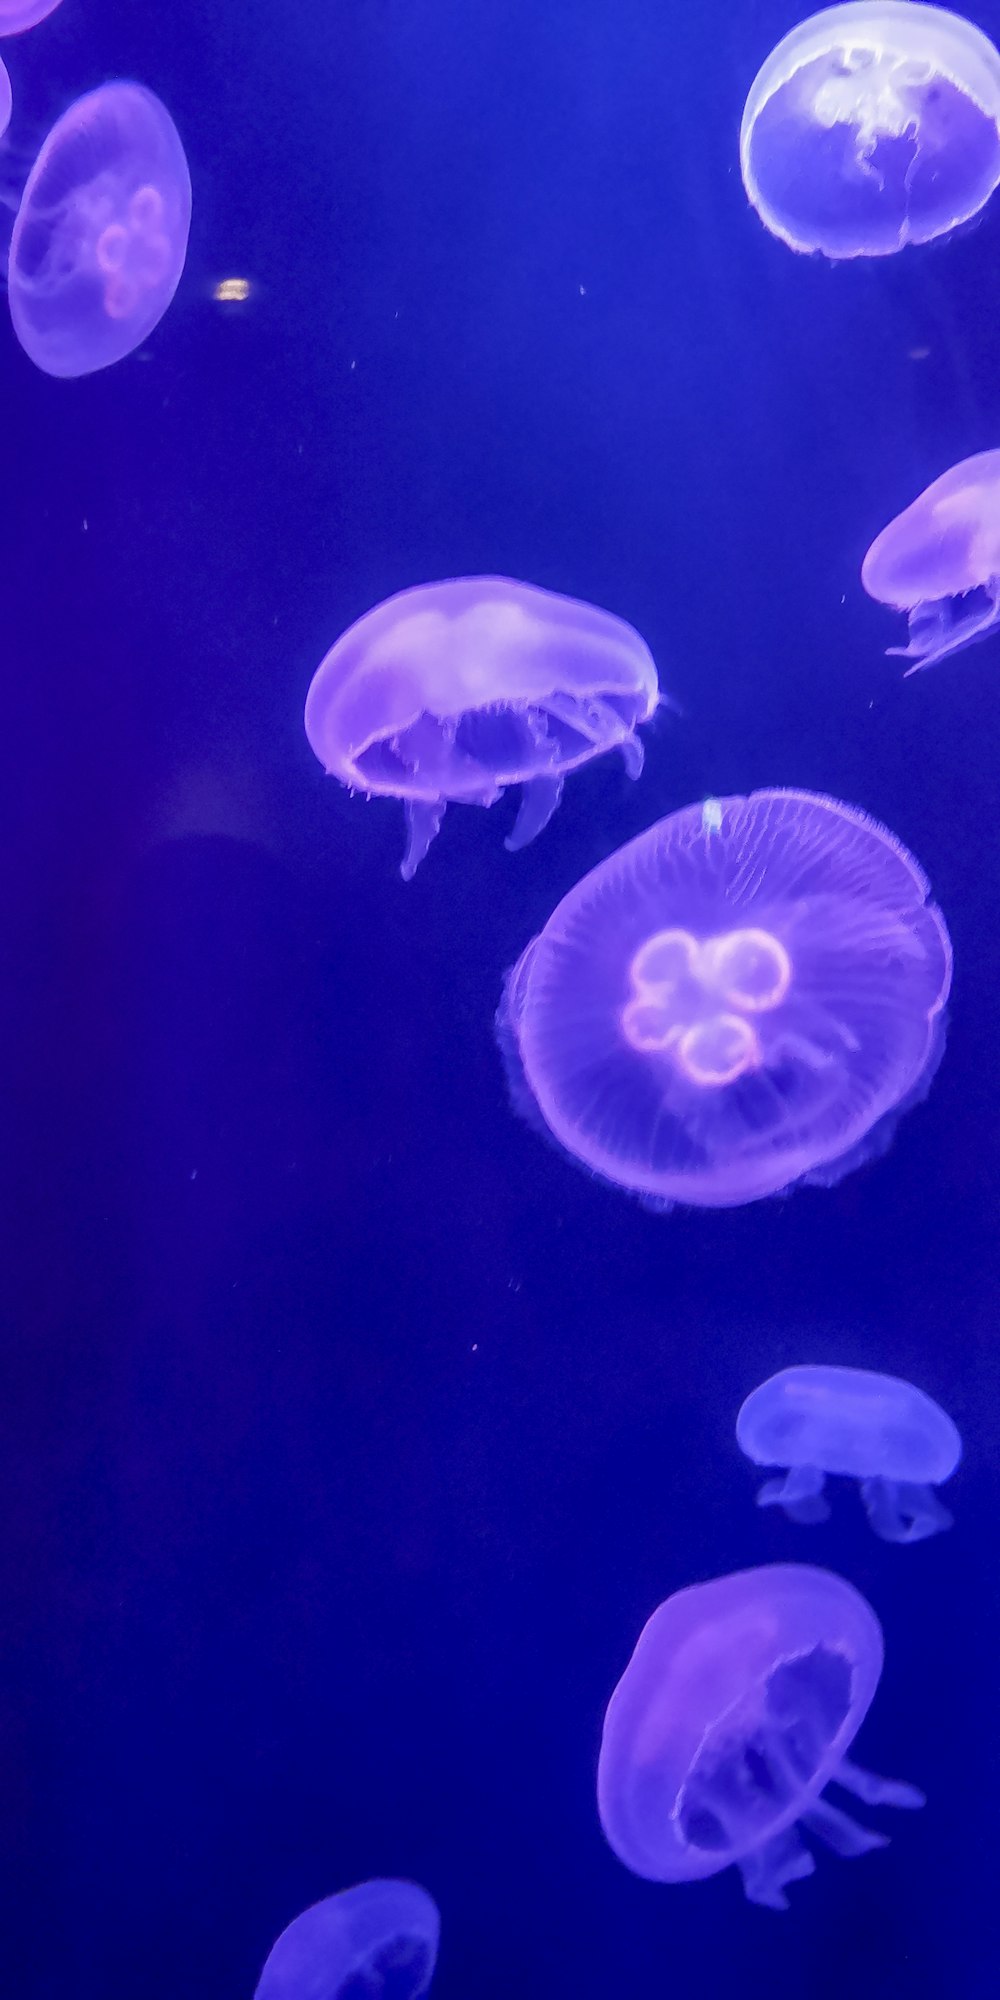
[254,1880,440,2000]
[741,2,1000,257]
[0,0,64,30]
[598,1565,924,1910]
[304,576,661,879]
[497,789,952,1210]
[737,1364,961,1540]
[0,56,10,137]
[8,82,191,377]
[863,450,1000,669]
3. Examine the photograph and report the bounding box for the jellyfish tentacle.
[891,585,1000,674]
[860,1474,953,1542]
[833,1755,925,1811]
[756,1462,830,1525]
[801,1795,888,1858]
[400,798,445,880]
[737,1825,815,1911]
[505,775,564,853]
[619,733,644,779]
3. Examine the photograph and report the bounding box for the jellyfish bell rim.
[736,1364,963,1483]
[597,1563,884,1884]
[253,1878,441,2000]
[303,573,661,798]
[0,0,64,34]
[740,0,1000,257]
[8,79,192,380]
[504,788,951,1210]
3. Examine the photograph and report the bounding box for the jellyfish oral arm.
[401,798,446,880]
[887,584,1000,672]
[859,1474,954,1542]
[504,774,564,852]
[756,1463,831,1525]
[834,1754,926,1811]
[738,1826,816,1911]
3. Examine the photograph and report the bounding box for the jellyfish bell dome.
[497,789,952,1210]
[254,1879,440,2000]
[9,81,192,378]
[863,449,1000,669]
[0,0,64,32]
[741,2,1000,258]
[304,575,661,878]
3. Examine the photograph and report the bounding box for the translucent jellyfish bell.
[304,576,661,879]
[0,55,9,139]
[254,1880,440,2000]
[497,789,952,1210]
[863,450,1000,669]
[741,2,1000,258]
[737,1364,961,1540]
[0,0,64,30]
[9,82,192,378]
[598,1564,924,1910]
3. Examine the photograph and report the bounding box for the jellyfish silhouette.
[304,576,661,878]
[598,1564,924,1910]
[497,790,951,1210]
[741,2,1000,258]
[862,449,1000,669]
[8,82,191,378]
[737,1364,961,1540]
[254,1880,440,2000]
[0,0,63,31]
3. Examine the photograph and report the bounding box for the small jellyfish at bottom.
[862,449,1000,670]
[741,2,1000,258]
[254,1879,440,2000]
[598,1564,924,1910]
[8,81,191,378]
[303,576,661,878]
[737,1363,961,1541]
[497,789,952,1210]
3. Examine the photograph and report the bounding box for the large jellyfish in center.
[741,2,1000,258]
[8,82,191,378]
[862,449,1000,669]
[254,1880,440,2000]
[598,1565,924,1910]
[497,789,952,1209]
[304,576,661,878]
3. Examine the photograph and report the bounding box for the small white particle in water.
[350,359,357,371]
[471,1343,478,1352]
[579,284,587,296]
[82,518,88,532]
[190,1169,198,1180]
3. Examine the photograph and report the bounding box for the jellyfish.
[737,1364,961,1541]
[598,1564,924,1910]
[8,82,191,378]
[0,0,63,30]
[741,2,1000,258]
[0,55,9,140]
[303,576,661,878]
[254,1880,440,2000]
[496,789,952,1210]
[862,449,1000,669]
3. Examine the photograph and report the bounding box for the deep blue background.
[3,1,999,1993]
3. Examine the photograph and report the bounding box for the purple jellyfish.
[8,82,191,378]
[0,0,63,30]
[497,789,952,1210]
[0,55,10,139]
[741,2,1000,258]
[303,576,661,878]
[737,1364,961,1540]
[598,1564,924,1910]
[254,1880,440,2000]
[862,450,1000,669]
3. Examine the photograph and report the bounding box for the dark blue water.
[3,1,999,1994]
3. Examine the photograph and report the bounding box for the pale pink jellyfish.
[863,449,1000,669]
[9,83,191,378]
[497,789,952,1209]
[0,0,64,31]
[304,576,661,878]
[741,2,1000,258]
[598,1565,924,1909]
